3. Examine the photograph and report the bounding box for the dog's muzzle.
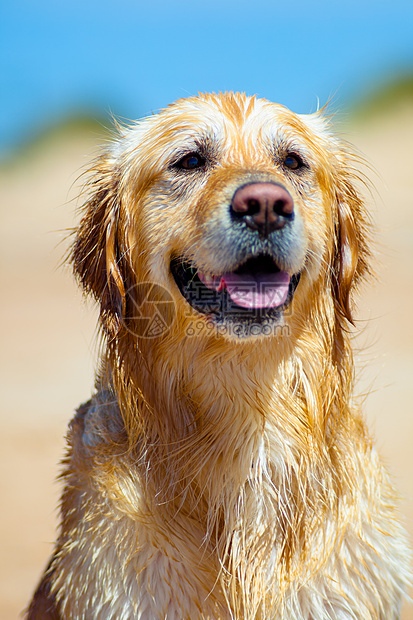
[170,182,302,334]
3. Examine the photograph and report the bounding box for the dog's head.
[72,92,370,347]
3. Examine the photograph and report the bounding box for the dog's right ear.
[71,157,126,336]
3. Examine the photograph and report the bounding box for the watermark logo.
[185,318,290,338]
[122,280,293,339]
[123,282,176,338]
[182,279,294,318]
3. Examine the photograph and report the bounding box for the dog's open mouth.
[171,254,300,327]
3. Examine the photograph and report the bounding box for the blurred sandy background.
[0,96,412,619]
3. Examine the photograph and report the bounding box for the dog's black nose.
[231,183,294,236]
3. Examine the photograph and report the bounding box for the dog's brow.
[169,133,219,162]
[264,130,313,165]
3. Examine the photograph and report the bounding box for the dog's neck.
[104,322,359,494]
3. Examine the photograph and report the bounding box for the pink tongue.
[198,270,290,309]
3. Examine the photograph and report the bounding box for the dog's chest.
[54,394,409,620]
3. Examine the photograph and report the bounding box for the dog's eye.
[174,153,206,170]
[284,153,304,170]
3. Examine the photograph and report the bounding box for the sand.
[0,108,412,619]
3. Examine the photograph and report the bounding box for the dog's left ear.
[332,171,370,325]
[71,157,127,336]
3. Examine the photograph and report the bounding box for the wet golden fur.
[28,93,410,619]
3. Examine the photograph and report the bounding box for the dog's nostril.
[231,183,294,236]
[246,198,261,215]
[274,198,292,216]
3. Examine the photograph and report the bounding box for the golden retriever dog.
[27,92,410,619]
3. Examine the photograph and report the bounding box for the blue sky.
[1,0,412,156]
